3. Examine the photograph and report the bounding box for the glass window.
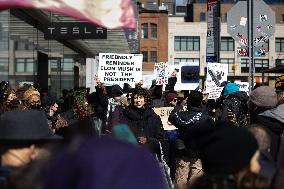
[0,58,8,72]
[15,41,27,50]
[141,23,148,39]
[142,51,148,62]
[220,58,235,73]
[150,51,157,63]
[16,58,25,72]
[276,38,284,52]
[174,36,200,51]
[255,59,269,72]
[26,58,34,72]
[176,6,186,13]
[221,37,234,51]
[62,58,74,71]
[276,59,284,66]
[241,59,249,73]
[145,2,158,9]
[150,23,157,39]
[200,12,206,22]
[174,58,200,65]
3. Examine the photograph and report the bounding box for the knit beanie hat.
[249,86,278,108]
[223,82,239,96]
[165,92,177,103]
[186,121,258,175]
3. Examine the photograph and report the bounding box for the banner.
[154,62,168,85]
[98,53,142,86]
[208,87,224,99]
[206,63,228,91]
[0,0,135,29]
[167,62,200,91]
[153,107,177,130]
[275,75,284,91]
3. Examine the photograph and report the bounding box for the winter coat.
[255,104,284,161]
[169,106,214,158]
[118,106,165,154]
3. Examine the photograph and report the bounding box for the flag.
[0,0,136,29]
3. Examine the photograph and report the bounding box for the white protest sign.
[153,107,177,130]
[167,62,200,91]
[98,53,142,86]
[154,62,168,85]
[208,87,224,99]
[142,75,155,89]
[206,63,228,91]
[235,81,249,92]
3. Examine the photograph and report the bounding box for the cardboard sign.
[208,87,224,99]
[275,75,284,91]
[206,63,228,91]
[154,62,168,85]
[98,53,142,86]
[153,107,177,130]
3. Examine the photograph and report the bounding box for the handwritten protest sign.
[275,75,284,91]
[208,87,224,99]
[154,62,168,85]
[153,107,177,130]
[206,63,228,92]
[98,53,142,86]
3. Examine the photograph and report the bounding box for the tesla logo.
[44,22,107,39]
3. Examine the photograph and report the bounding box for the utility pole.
[248,0,255,92]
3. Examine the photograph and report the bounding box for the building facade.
[138,0,170,74]
[168,1,284,86]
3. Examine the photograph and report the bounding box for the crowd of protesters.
[0,77,284,189]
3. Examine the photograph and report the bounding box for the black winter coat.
[119,106,165,154]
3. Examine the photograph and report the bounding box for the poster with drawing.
[177,62,200,90]
[206,63,228,92]
[154,62,168,85]
[167,62,200,91]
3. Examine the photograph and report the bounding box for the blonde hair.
[23,87,40,100]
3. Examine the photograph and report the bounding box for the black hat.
[42,96,64,107]
[111,85,123,96]
[0,110,62,145]
[186,121,258,175]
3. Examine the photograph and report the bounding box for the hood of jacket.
[260,104,284,124]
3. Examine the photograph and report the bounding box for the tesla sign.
[44,22,107,39]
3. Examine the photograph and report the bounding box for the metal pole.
[248,0,255,92]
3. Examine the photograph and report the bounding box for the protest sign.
[206,63,228,91]
[142,75,155,89]
[167,62,200,91]
[154,62,168,85]
[208,87,224,99]
[235,81,249,92]
[154,107,177,130]
[275,75,284,91]
[98,53,142,86]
